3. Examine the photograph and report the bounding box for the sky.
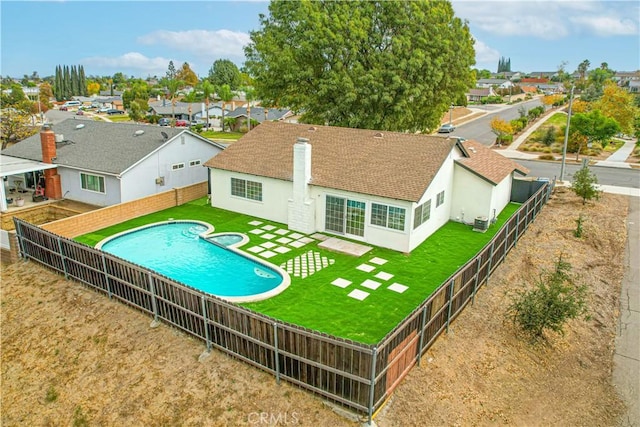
[1,0,638,80]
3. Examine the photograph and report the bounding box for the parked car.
[59,106,68,111]
[76,110,84,115]
[175,119,188,127]
[438,123,455,133]
[98,107,110,113]
[158,118,171,126]
[106,109,125,115]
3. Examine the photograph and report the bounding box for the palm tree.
[217,84,234,132]
[166,79,184,127]
[244,86,256,131]
[201,80,215,129]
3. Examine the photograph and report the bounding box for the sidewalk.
[613,195,640,427]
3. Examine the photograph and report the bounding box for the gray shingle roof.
[1,119,202,175]
[204,121,457,202]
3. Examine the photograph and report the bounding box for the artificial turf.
[75,198,520,344]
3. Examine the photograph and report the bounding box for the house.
[203,122,528,253]
[2,120,225,207]
[226,107,293,131]
[466,87,496,102]
[476,79,514,89]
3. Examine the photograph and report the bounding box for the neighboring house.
[476,78,514,89]
[203,122,528,253]
[226,107,293,131]
[2,119,225,207]
[629,80,640,93]
[466,87,496,102]
[519,85,538,95]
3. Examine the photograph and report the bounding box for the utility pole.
[559,84,574,182]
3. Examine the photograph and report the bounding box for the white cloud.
[82,52,171,76]
[137,29,251,59]
[570,15,639,36]
[453,0,638,39]
[473,38,501,68]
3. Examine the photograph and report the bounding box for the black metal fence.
[13,181,553,423]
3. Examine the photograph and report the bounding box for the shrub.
[572,166,600,204]
[538,154,555,160]
[508,256,587,341]
[542,126,556,146]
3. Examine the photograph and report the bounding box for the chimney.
[287,136,315,234]
[40,124,62,199]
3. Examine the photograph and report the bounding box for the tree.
[208,59,241,90]
[490,116,513,145]
[592,82,639,135]
[128,100,146,122]
[542,126,556,146]
[86,81,101,96]
[201,80,215,128]
[508,255,587,341]
[244,86,256,131]
[244,0,475,132]
[577,59,590,81]
[0,110,38,150]
[177,62,198,87]
[571,109,620,153]
[217,84,234,132]
[572,165,600,205]
[497,56,511,73]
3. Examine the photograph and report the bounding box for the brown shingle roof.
[456,140,529,185]
[204,121,457,202]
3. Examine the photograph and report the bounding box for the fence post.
[367,346,378,426]
[273,323,280,384]
[56,237,68,279]
[515,210,521,247]
[445,279,455,333]
[486,241,495,286]
[504,221,511,253]
[13,220,26,260]
[417,306,428,366]
[471,257,481,305]
[201,296,211,351]
[148,273,158,322]
[101,253,112,299]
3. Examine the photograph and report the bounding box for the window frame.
[230,177,263,201]
[171,162,185,171]
[79,172,106,194]
[371,202,406,232]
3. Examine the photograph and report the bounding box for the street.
[516,159,640,188]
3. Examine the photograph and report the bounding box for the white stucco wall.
[120,133,219,202]
[209,169,291,223]
[59,167,121,207]
[407,153,459,252]
[450,165,494,224]
[489,173,513,221]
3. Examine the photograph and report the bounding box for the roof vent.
[75,124,85,129]
[469,147,476,153]
[373,132,383,138]
[134,130,145,136]
[308,126,317,132]
[55,134,64,143]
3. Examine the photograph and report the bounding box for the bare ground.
[1,188,630,426]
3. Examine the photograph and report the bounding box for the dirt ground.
[0,188,630,426]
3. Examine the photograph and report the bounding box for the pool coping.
[95,219,291,304]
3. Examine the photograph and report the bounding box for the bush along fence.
[13,181,553,424]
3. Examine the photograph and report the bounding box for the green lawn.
[76,199,519,344]
[199,130,244,141]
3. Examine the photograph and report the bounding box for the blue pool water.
[208,233,243,246]
[100,222,282,298]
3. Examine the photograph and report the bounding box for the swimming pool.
[97,221,289,302]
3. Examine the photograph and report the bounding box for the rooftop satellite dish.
[161,131,169,141]
[75,124,85,129]
[134,130,145,136]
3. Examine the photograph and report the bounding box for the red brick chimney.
[40,124,62,199]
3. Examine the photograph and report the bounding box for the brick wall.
[41,182,208,238]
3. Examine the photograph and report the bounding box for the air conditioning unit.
[473,216,489,233]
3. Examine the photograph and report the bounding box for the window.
[189,159,201,167]
[436,191,445,207]
[231,177,262,201]
[371,203,405,231]
[172,163,185,170]
[414,199,431,229]
[80,173,105,193]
